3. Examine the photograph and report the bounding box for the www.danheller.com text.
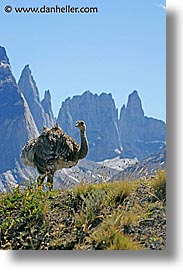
[4,4,99,14]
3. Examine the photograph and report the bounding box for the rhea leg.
[37,172,47,190]
[47,171,54,190]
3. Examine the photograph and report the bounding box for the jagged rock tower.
[119,90,166,159]
[18,65,55,132]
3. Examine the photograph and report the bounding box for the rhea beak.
[75,121,79,127]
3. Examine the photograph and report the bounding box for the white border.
[0,0,183,274]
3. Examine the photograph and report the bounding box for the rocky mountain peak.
[0,46,10,64]
[0,46,15,85]
[18,65,55,131]
[119,90,166,159]
[22,64,30,72]
[19,65,40,101]
[41,90,55,127]
[126,90,144,118]
[20,64,32,79]
[100,92,112,99]
[43,90,51,102]
[83,90,93,97]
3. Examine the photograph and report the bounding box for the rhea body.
[21,120,88,189]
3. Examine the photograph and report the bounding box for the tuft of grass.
[148,170,166,202]
[83,209,141,250]
[73,180,137,207]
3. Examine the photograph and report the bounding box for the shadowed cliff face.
[119,91,166,159]
[57,91,122,161]
[0,46,38,173]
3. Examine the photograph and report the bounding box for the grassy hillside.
[0,171,166,250]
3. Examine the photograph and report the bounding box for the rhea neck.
[78,128,88,159]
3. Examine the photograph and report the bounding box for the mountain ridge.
[57,89,165,161]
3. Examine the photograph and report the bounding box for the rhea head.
[75,120,86,131]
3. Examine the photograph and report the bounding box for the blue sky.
[0,0,166,121]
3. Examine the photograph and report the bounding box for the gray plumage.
[21,120,88,189]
